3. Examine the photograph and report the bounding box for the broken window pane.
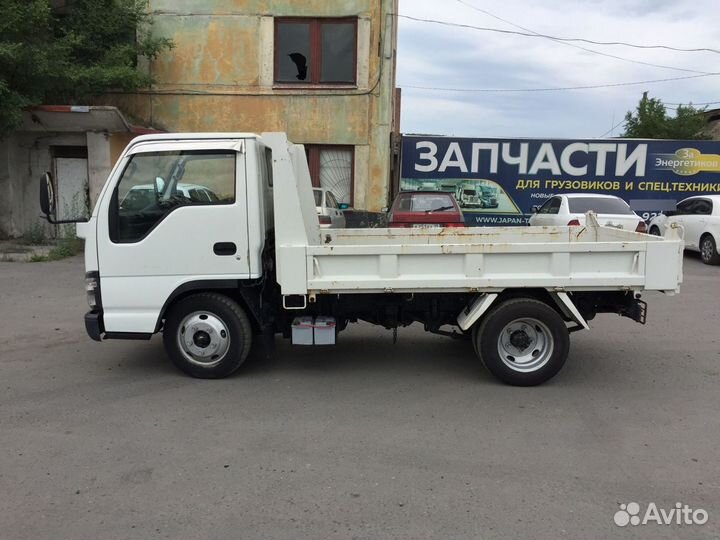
[276,22,311,82]
[321,23,355,83]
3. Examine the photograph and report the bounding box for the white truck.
[39,133,684,386]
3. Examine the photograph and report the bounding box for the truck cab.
[75,134,275,337]
[457,187,481,209]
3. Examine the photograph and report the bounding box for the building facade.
[105,0,399,211]
[0,107,150,239]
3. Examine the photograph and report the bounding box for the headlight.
[85,272,100,309]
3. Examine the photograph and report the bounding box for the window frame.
[274,17,358,87]
[305,144,355,206]
[109,150,237,244]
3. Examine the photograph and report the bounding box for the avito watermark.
[614,502,709,527]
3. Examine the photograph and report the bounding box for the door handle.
[213,242,237,256]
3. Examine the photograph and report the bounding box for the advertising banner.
[400,135,720,226]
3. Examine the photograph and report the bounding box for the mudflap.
[620,297,647,325]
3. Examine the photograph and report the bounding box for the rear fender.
[457,290,589,332]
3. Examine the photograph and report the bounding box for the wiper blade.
[425,206,454,213]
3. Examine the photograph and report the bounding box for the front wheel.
[700,235,720,265]
[163,292,253,378]
[473,298,570,386]
[649,225,661,236]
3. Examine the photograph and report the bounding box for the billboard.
[400,135,720,226]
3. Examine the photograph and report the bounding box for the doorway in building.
[52,146,90,225]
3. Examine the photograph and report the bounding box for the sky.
[396,0,720,138]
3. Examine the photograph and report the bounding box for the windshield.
[463,189,476,196]
[313,190,323,206]
[395,193,456,212]
[568,197,633,215]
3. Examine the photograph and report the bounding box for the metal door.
[54,157,90,223]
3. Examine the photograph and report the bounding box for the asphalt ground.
[1,254,719,540]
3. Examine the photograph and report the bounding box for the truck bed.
[304,224,683,294]
[264,133,684,298]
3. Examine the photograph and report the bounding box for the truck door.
[54,157,90,225]
[95,140,251,333]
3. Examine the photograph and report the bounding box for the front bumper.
[84,310,104,341]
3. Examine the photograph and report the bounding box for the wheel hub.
[177,311,230,367]
[497,318,555,373]
[509,330,532,351]
[193,330,211,348]
[701,239,713,261]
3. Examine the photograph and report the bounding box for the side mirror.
[339,203,350,210]
[154,176,166,199]
[39,172,55,218]
[38,171,90,225]
[531,205,540,213]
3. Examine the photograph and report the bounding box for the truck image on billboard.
[400,135,720,226]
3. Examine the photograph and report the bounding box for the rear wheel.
[473,298,570,386]
[700,235,720,265]
[163,292,252,378]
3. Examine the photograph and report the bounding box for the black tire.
[162,292,252,379]
[700,235,720,265]
[649,226,661,236]
[473,298,570,386]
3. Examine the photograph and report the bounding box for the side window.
[539,197,560,214]
[548,198,562,214]
[694,199,712,215]
[112,151,236,243]
[676,200,695,215]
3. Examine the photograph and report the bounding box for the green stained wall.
[103,0,397,210]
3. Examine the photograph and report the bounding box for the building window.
[306,146,354,206]
[275,18,357,85]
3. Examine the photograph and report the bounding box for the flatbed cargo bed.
[302,224,682,294]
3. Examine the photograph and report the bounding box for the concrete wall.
[102,0,398,210]
[0,131,127,239]
[0,139,16,239]
[0,133,86,238]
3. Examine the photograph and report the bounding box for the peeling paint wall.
[103,0,398,210]
[0,132,91,239]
